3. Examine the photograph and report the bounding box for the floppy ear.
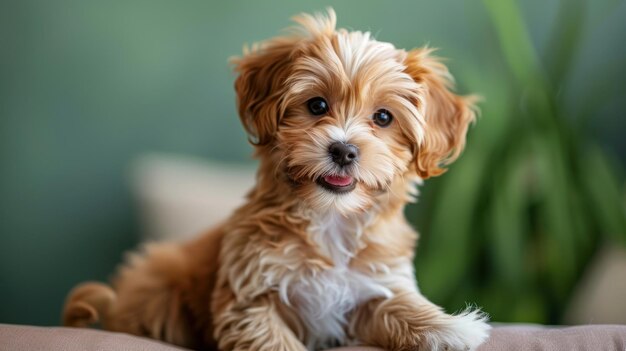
[232,38,298,145]
[404,48,477,179]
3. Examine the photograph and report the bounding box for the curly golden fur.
[63,9,490,351]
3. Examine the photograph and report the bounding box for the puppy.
[63,9,490,351]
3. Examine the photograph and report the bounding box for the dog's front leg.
[350,291,490,351]
[213,293,307,351]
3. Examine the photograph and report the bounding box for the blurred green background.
[1,0,624,326]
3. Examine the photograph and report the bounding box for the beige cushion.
[2,323,626,351]
[131,154,255,242]
[565,246,626,324]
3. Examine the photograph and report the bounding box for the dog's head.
[232,9,476,214]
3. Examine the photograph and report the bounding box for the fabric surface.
[1,323,626,351]
[478,324,626,351]
[0,324,188,351]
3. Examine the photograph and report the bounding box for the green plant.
[412,0,625,323]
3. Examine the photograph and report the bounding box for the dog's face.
[233,10,475,214]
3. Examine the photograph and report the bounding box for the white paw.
[422,309,491,351]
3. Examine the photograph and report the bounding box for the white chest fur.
[288,211,393,350]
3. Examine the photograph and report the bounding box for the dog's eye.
[307,97,329,116]
[373,109,393,127]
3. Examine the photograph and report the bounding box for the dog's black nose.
[329,142,359,166]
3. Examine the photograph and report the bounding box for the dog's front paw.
[419,309,491,351]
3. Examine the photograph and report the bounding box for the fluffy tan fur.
[63,9,490,351]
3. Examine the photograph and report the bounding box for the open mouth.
[316,175,356,193]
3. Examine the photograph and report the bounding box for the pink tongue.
[324,175,353,187]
